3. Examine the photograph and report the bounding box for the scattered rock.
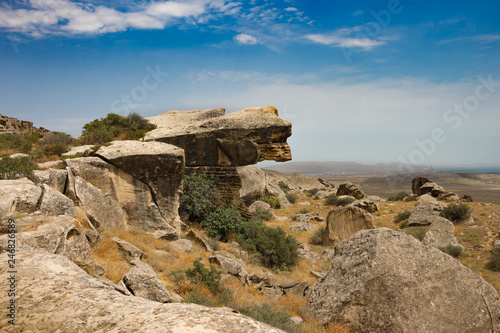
[350,199,379,213]
[312,190,329,200]
[123,259,174,303]
[407,201,445,226]
[9,152,29,158]
[366,195,385,202]
[169,239,193,253]
[307,228,500,332]
[461,195,474,203]
[336,182,366,200]
[298,201,311,206]
[289,316,304,326]
[209,254,248,283]
[112,237,144,262]
[62,145,94,156]
[248,200,271,214]
[290,222,317,232]
[324,206,375,246]
[422,217,464,251]
[290,212,323,223]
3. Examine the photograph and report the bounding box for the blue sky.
[0,0,499,168]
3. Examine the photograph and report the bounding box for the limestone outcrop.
[336,182,366,200]
[307,228,500,333]
[145,107,293,214]
[0,113,50,136]
[407,201,445,226]
[0,251,284,332]
[412,175,467,201]
[323,206,375,246]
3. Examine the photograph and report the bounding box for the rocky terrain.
[1,107,500,332]
[0,114,50,136]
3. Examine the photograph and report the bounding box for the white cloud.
[437,34,500,45]
[234,32,259,45]
[284,7,298,12]
[0,0,231,36]
[306,29,385,50]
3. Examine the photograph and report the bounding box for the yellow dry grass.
[91,236,130,283]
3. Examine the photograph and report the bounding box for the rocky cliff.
[0,114,50,136]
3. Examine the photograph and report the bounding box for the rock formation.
[407,201,445,226]
[0,251,284,332]
[336,182,366,200]
[412,176,465,201]
[308,228,500,333]
[0,113,50,136]
[145,107,292,213]
[323,206,375,246]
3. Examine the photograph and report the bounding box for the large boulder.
[122,259,174,303]
[66,156,179,238]
[0,251,284,332]
[422,217,464,250]
[39,184,77,217]
[307,228,500,333]
[0,178,42,214]
[96,140,185,231]
[336,182,366,200]
[411,176,432,196]
[33,168,67,193]
[407,201,445,226]
[324,206,375,246]
[145,107,291,167]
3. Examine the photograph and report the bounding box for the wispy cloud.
[437,33,500,45]
[306,27,386,50]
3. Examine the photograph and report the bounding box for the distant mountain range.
[263,161,436,176]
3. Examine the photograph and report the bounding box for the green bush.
[388,191,410,201]
[179,172,217,222]
[440,203,472,224]
[486,248,500,272]
[184,258,222,294]
[394,210,411,223]
[204,205,246,242]
[325,194,339,206]
[252,207,274,222]
[0,156,38,181]
[260,192,280,209]
[338,197,355,206]
[239,220,298,270]
[309,226,326,245]
[439,245,463,258]
[80,112,156,145]
[286,192,298,204]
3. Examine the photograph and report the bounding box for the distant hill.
[263,161,432,176]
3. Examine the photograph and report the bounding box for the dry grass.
[91,237,130,283]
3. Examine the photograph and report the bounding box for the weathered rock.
[0,178,42,214]
[187,229,213,252]
[282,281,309,296]
[291,212,323,223]
[0,251,284,332]
[73,175,129,231]
[209,254,247,282]
[418,193,438,202]
[249,272,266,284]
[37,160,64,170]
[366,195,385,202]
[461,194,474,203]
[312,190,330,199]
[336,182,366,200]
[145,107,291,166]
[407,201,445,226]
[248,200,271,214]
[297,242,320,262]
[420,181,447,197]
[0,114,50,135]
[289,316,304,326]
[310,271,326,279]
[84,229,101,245]
[112,237,144,262]
[290,222,318,232]
[96,141,184,231]
[0,215,103,276]
[437,192,460,201]
[324,206,375,246]
[422,217,464,250]
[412,176,432,196]
[8,152,29,158]
[34,168,67,193]
[123,259,174,303]
[350,199,379,213]
[39,184,77,217]
[62,144,94,156]
[169,239,193,253]
[307,228,500,333]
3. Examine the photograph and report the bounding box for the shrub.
[486,248,500,272]
[238,304,302,333]
[307,188,320,196]
[80,112,156,145]
[325,194,339,206]
[388,191,409,201]
[286,192,298,204]
[298,207,311,214]
[278,181,290,193]
[0,156,38,181]
[204,205,245,242]
[309,226,326,245]
[260,192,281,209]
[337,197,354,206]
[439,245,463,258]
[440,203,471,224]
[179,172,217,222]
[393,210,411,223]
[252,207,274,222]
[239,220,298,270]
[184,258,222,294]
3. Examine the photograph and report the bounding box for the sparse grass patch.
[298,207,311,214]
[309,226,326,246]
[402,226,427,241]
